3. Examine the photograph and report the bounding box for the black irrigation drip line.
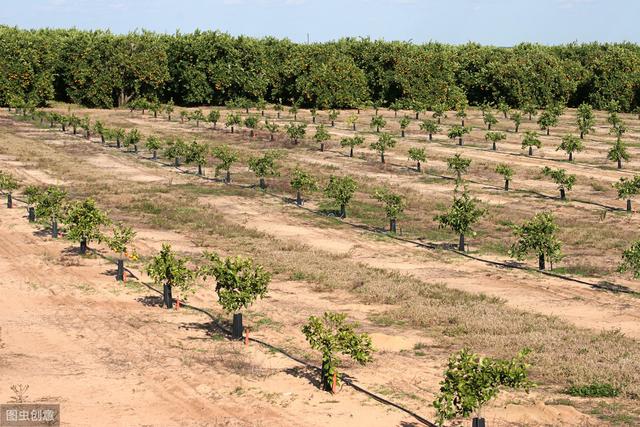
[15,116,640,295]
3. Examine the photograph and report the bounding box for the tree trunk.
[461,119,465,126]
[416,161,421,172]
[429,133,433,141]
[100,135,105,144]
[28,207,35,222]
[340,204,346,218]
[73,126,77,135]
[197,164,202,176]
[152,149,157,160]
[505,179,509,191]
[163,283,173,309]
[6,193,12,209]
[352,123,356,131]
[580,131,584,139]
[627,199,632,212]
[492,141,497,151]
[232,313,244,339]
[62,123,66,132]
[312,116,316,124]
[546,128,550,136]
[401,129,405,137]
[116,138,121,149]
[381,152,385,163]
[560,188,566,200]
[51,217,58,238]
[472,417,486,427]
[320,143,324,152]
[154,111,157,119]
[569,152,573,161]
[259,177,266,189]
[349,147,353,157]
[296,190,302,206]
[458,234,465,252]
[225,170,231,183]
[415,112,419,119]
[538,253,545,270]
[331,120,335,127]
[231,126,234,134]
[175,157,180,167]
[168,114,171,121]
[321,357,332,391]
[80,238,87,255]
[277,112,280,119]
[618,158,622,169]
[250,129,254,138]
[458,137,463,146]
[116,259,124,281]
[488,123,491,130]
[390,218,397,233]
[528,146,533,156]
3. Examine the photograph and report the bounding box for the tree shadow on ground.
[136,295,164,308]
[284,365,322,389]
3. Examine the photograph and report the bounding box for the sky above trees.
[2,0,638,45]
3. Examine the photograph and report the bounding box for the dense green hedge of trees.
[1,26,639,111]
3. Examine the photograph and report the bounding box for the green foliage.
[431,103,448,122]
[408,147,427,163]
[201,252,271,313]
[207,109,221,125]
[613,175,640,200]
[324,175,357,217]
[164,137,189,162]
[63,198,110,246]
[433,348,533,426]
[399,116,411,131]
[565,383,619,398]
[509,211,562,265]
[0,171,19,194]
[107,224,136,256]
[495,164,514,180]
[619,240,640,279]
[302,311,374,390]
[247,150,282,179]
[312,124,330,144]
[447,125,471,140]
[542,167,576,192]
[185,139,208,168]
[537,110,558,133]
[556,134,584,159]
[483,112,498,129]
[576,103,595,137]
[123,128,141,151]
[370,115,386,132]
[447,153,472,183]
[485,131,506,147]
[340,135,364,156]
[225,113,242,129]
[33,186,66,223]
[373,187,406,220]
[146,243,196,294]
[370,132,396,162]
[290,167,318,193]
[243,115,259,130]
[510,111,522,130]
[420,119,440,136]
[521,131,542,153]
[284,122,308,143]
[263,120,279,137]
[211,144,238,177]
[608,138,630,167]
[435,190,485,236]
[145,135,162,152]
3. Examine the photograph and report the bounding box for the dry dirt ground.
[1,108,639,426]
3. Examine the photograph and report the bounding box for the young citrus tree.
[113,128,126,149]
[485,131,506,151]
[408,147,426,172]
[185,139,208,176]
[107,224,136,281]
[302,311,374,392]
[34,186,66,238]
[285,122,307,145]
[448,125,471,146]
[447,153,472,185]
[201,252,270,338]
[328,109,339,127]
[510,111,522,133]
[290,167,318,206]
[289,105,299,120]
[149,100,162,119]
[146,243,196,309]
[68,114,80,135]
[310,108,318,124]
[346,113,358,131]
[244,115,259,137]
[456,107,467,126]
[619,241,640,279]
[145,135,162,160]
[497,101,510,119]
[435,190,485,251]
[0,171,19,208]
[495,164,514,191]
[432,103,447,124]
[190,109,205,127]
[212,144,238,183]
[399,116,411,137]
[542,166,576,200]
[523,103,537,121]
[420,119,440,141]
[370,133,396,164]
[521,131,541,156]
[93,120,106,144]
[340,135,364,158]
[608,138,630,169]
[576,103,595,139]
[165,100,174,121]
[324,175,357,218]
[164,137,189,167]
[613,175,640,212]
[63,198,110,255]
[370,115,386,133]
[434,348,533,427]
[207,110,221,129]
[537,110,558,135]
[556,134,584,161]
[509,211,561,270]
[123,128,141,153]
[80,117,91,138]
[373,187,405,233]
[248,151,282,189]
[483,112,498,130]
[225,113,242,133]
[179,110,189,124]
[263,120,279,141]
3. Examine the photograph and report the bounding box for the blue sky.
[2,0,639,45]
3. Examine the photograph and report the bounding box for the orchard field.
[2,99,640,426]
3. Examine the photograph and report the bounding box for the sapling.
[146,243,196,309]
[286,122,308,145]
[63,198,110,255]
[619,240,640,279]
[420,119,440,141]
[263,120,279,141]
[497,101,510,119]
[447,153,472,185]
[310,108,318,124]
[576,103,595,139]
[370,115,386,133]
[68,114,80,135]
[370,133,396,163]
[485,131,506,151]
[509,211,562,270]
[164,137,189,167]
[510,111,522,133]
[608,138,630,169]
[613,175,640,212]
[201,252,270,339]
[483,112,498,130]
[274,103,284,119]
[34,186,66,238]
[180,110,189,124]
[212,145,238,183]
[149,100,161,119]
[340,135,364,158]
[113,128,125,149]
[165,100,174,121]
[107,224,137,281]
[289,105,299,120]
[302,312,374,392]
[456,108,467,126]
[145,135,162,160]
[521,131,541,156]
[399,116,411,137]
[541,166,576,200]
[290,167,318,206]
[123,128,141,153]
[556,134,584,161]
[435,189,485,251]
[537,110,558,135]
[433,348,533,427]
[225,113,242,134]
[328,109,339,127]
[389,101,402,118]
[24,185,41,222]
[324,175,357,218]
[495,164,514,191]
[244,115,259,137]
[522,103,537,121]
[185,139,208,175]
[346,114,358,131]
[408,147,426,172]
[373,187,405,233]
[248,151,282,189]
[93,120,105,143]
[0,171,19,208]
[190,109,205,127]
[207,110,221,129]
[432,103,447,124]
[447,125,471,146]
